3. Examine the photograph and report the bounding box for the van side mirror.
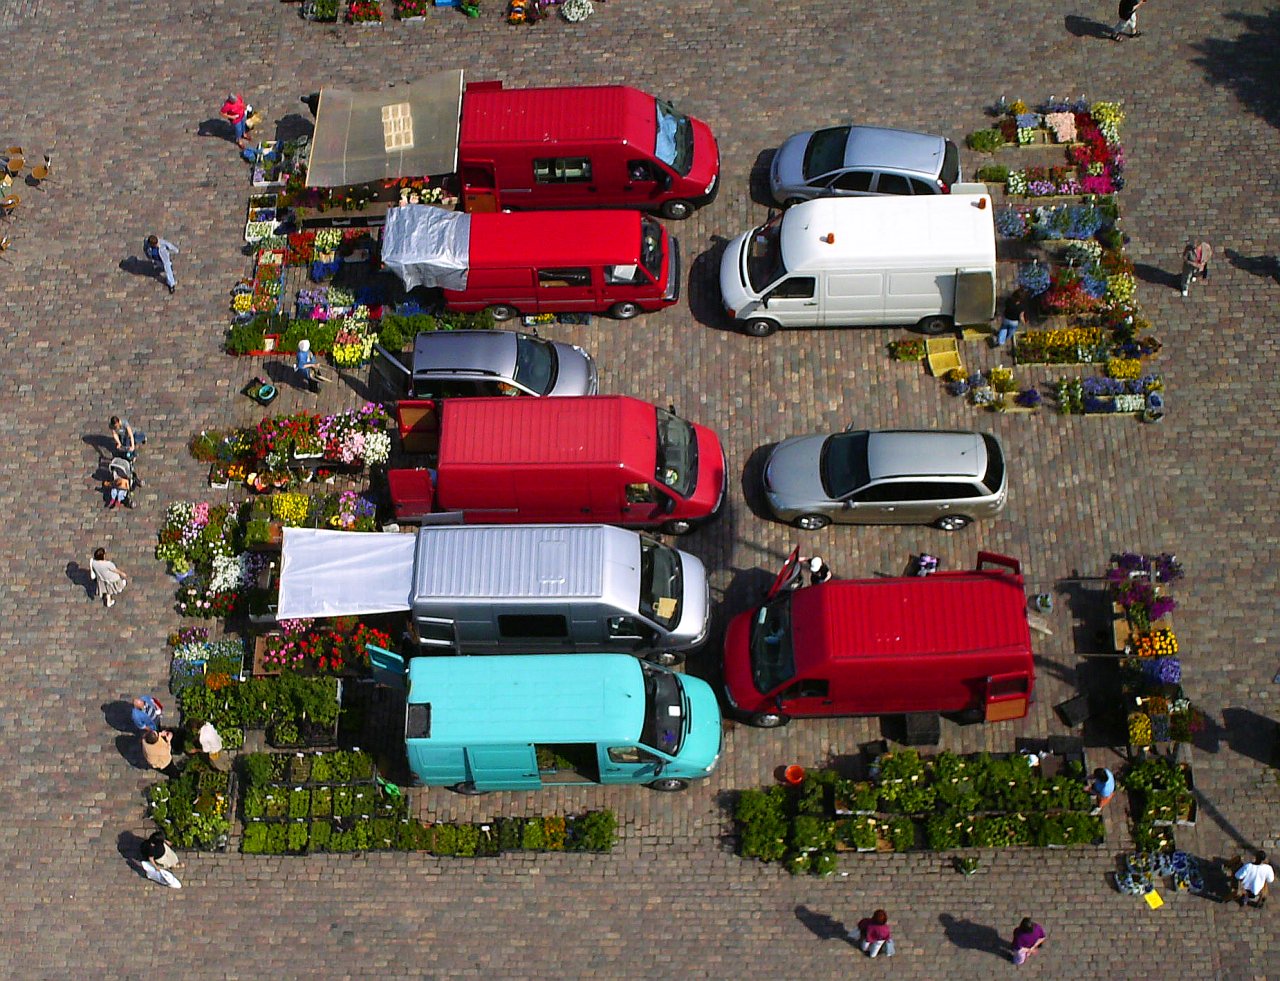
[652,762,666,777]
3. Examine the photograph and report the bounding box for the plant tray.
[999,392,1037,413]
[925,337,962,377]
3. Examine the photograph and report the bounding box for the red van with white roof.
[723,550,1035,727]
[458,81,720,220]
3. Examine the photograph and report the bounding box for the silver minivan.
[763,429,1007,531]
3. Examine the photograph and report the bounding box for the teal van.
[369,648,723,793]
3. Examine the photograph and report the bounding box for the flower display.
[330,491,377,531]
[1043,111,1077,144]
[1089,101,1125,143]
[271,492,311,527]
[1106,273,1137,306]
[1134,628,1178,658]
[1105,358,1142,381]
[347,0,383,22]
[1127,711,1153,746]
[995,207,1028,239]
[1017,261,1051,296]
[1006,169,1028,196]
[1015,327,1106,365]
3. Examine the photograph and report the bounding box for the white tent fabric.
[381,205,471,291]
[277,528,417,619]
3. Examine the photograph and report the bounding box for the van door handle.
[821,700,833,705]
[803,301,817,306]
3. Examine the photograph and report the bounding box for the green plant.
[1124,757,1188,795]
[520,819,546,851]
[433,824,461,855]
[925,811,968,850]
[1036,812,1104,847]
[311,786,332,818]
[568,811,617,852]
[735,787,790,862]
[241,823,268,854]
[969,813,1033,847]
[966,128,1005,153]
[287,823,310,853]
[812,851,839,877]
[310,821,332,851]
[225,318,267,355]
[887,818,916,852]
[842,817,877,851]
[786,853,812,876]
[240,752,274,789]
[795,776,827,816]
[288,789,310,819]
[454,825,482,857]
[975,163,1010,183]
[885,782,936,814]
[309,0,339,20]
[955,856,981,875]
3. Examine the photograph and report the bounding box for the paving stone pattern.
[2,1,1279,978]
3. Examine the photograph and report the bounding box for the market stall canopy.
[381,205,471,291]
[305,70,464,188]
[277,528,416,619]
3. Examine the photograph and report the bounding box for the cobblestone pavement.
[2,1,1279,978]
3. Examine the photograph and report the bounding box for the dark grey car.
[373,330,598,399]
[769,124,961,206]
[763,429,1007,531]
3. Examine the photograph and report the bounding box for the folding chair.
[0,195,18,220]
[29,153,52,189]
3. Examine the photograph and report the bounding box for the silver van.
[763,429,1008,531]
[276,524,709,665]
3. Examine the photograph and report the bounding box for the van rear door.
[954,268,996,324]
[372,344,411,398]
[984,672,1031,722]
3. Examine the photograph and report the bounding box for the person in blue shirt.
[143,235,180,294]
[1089,767,1116,814]
[131,695,164,733]
[295,339,319,393]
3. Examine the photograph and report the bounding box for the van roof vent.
[407,703,431,739]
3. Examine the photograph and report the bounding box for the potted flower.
[946,367,969,397]
[347,0,383,22]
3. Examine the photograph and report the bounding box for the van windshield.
[512,334,557,395]
[750,595,795,695]
[654,407,698,499]
[654,101,693,176]
[745,216,785,294]
[639,536,682,630]
[639,661,686,756]
[640,218,664,281]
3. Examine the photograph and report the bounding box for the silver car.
[763,429,1007,531]
[769,124,961,206]
[375,330,598,399]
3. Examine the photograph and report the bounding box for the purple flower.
[1148,596,1178,621]
[1145,657,1182,685]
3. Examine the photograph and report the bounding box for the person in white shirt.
[1236,851,1275,908]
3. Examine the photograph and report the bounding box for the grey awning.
[381,205,471,291]
[305,70,464,188]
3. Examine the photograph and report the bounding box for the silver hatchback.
[763,429,1007,531]
[769,124,961,206]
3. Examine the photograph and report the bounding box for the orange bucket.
[784,764,806,786]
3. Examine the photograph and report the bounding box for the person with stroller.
[102,470,132,509]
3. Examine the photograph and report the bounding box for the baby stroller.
[105,453,140,509]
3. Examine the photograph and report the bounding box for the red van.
[441,210,679,322]
[387,395,727,535]
[723,550,1035,727]
[459,82,720,220]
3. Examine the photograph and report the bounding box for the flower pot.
[784,764,806,786]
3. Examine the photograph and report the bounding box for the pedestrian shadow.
[116,732,147,769]
[1132,262,1181,291]
[274,112,314,144]
[103,700,138,733]
[82,432,118,463]
[117,829,147,861]
[1064,14,1115,40]
[66,561,96,600]
[938,913,1008,960]
[196,117,235,141]
[1224,248,1280,283]
[795,905,856,946]
[119,256,159,279]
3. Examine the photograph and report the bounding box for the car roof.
[865,430,987,481]
[413,329,521,377]
[842,125,947,176]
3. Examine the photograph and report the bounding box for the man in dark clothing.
[1111,0,1145,40]
[996,288,1030,348]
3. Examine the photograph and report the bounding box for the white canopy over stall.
[380,205,471,291]
[277,528,416,619]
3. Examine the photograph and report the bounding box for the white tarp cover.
[381,205,471,291]
[305,70,464,188]
[277,528,416,619]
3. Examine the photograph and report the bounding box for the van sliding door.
[954,268,996,325]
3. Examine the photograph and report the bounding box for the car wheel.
[488,304,518,322]
[648,777,690,792]
[783,197,806,209]
[659,199,693,220]
[794,513,831,531]
[934,514,972,532]
[610,301,642,320]
[649,650,685,667]
[749,711,789,728]
[452,782,487,796]
[743,318,779,338]
[916,315,953,335]
[662,518,694,535]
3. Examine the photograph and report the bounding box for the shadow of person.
[795,905,856,945]
[938,913,1009,960]
[196,117,234,141]
[117,732,147,769]
[1224,248,1280,283]
[103,700,138,733]
[117,829,147,861]
[66,560,97,600]
[1064,14,1116,39]
[1132,261,1182,291]
[119,256,160,279]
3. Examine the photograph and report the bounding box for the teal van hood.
[670,674,722,777]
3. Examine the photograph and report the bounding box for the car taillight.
[726,308,736,319]
[940,181,951,194]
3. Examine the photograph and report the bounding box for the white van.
[276,524,710,665]
[719,189,997,336]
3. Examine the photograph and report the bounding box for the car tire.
[749,711,789,728]
[934,514,972,532]
[794,513,831,531]
[916,315,953,335]
[662,518,694,535]
[647,777,690,792]
[659,199,693,220]
[452,782,487,796]
[610,301,642,320]
[743,318,779,338]
[488,304,518,322]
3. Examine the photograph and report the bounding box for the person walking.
[1011,917,1047,965]
[1235,851,1275,908]
[850,909,894,958]
[1180,239,1213,297]
[143,235,179,295]
[90,548,127,608]
[109,416,146,459]
[140,830,183,871]
[220,92,249,150]
[1109,0,1145,40]
[131,695,164,733]
[1088,767,1116,814]
[141,729,181,778]
[194,720,232,772]
[995,287,1030,349]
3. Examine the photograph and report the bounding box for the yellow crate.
[925,338,962,377]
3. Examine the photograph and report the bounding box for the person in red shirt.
[851,909,893,958]
[220,92,248,150]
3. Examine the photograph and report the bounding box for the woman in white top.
[89,547,127,607]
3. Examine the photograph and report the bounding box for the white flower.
[363,431,391,466]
